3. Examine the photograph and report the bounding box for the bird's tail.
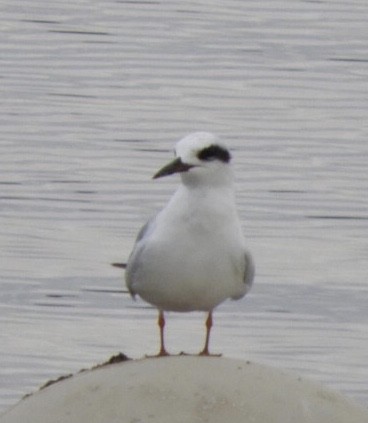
[111,262,127,269]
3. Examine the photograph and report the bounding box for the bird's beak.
[153,157,194,179]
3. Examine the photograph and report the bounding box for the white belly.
[127,231,247,312]
[126,186,253,312]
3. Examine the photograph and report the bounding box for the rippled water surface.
[1,0,368,412]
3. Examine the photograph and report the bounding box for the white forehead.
[175,132,222,159]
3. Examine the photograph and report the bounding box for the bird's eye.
[197,145,231,163]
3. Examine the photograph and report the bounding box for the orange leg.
[157,310,169,356]
[199,311,213,356]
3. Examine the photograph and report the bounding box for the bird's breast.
[132,222,245,311]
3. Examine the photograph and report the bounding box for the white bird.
[120,132,254,356]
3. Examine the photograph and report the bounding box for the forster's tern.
[120,132,254,356]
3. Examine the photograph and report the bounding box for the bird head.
[153,132,233,187]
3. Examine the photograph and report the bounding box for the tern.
[116,132,254,356]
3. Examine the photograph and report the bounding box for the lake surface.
[1,0,368,412]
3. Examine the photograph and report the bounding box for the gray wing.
[230,249,255,300]
[125,216,157,297]
[243,249,255,290]
[135,217,154,243]
[111,220,154,272]
[111,219,153,269]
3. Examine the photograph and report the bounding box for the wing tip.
[111,262,127,269]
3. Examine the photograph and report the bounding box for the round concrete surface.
[1,356,367,423]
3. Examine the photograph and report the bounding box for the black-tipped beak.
[153,157,194,179]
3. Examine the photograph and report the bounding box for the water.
[1,0,368,412]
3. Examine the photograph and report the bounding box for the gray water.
[1,0,368,412]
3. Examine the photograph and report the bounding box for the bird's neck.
[167,181,238,225]
[180,166,234,189]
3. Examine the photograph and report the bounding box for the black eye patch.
[197,144,231,163]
